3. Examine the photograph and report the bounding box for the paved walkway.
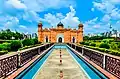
[34,48,88,79]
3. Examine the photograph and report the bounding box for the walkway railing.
[67,43,120,79]
[0,43,54,78]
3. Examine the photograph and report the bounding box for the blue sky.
[0,0,120,34]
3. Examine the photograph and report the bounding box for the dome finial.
[57,22,64,27]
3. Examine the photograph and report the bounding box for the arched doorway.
[57,34,64,43]
[45,36,48,42]
[72,37,75,43]
[58,37,62,43]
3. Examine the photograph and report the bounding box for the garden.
[80,39,120,56]
[0,38,41,55]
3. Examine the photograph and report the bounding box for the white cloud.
[0,0,76,33]
[85,17,98,25]
[91,0,120,34]
[93,24,100,28]
[6,0,27,9]
[42,6,80,28]
[93,1,115,13]
[102,14,111,22]
[19,25,27,29]
[93,2,106,11]
[4,17,19,29]
[44,13,61,26]
[109,0,120,4]
[22,0,75,12]
[91,8,95,11]
[110,8,120,19]
[61,6,80,27]
[23,10,40,23]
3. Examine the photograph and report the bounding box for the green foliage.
[22,39,34,46]
[110,42,118,50]
[0,43,11,51]
[84,42,90,45]
[0,51,8,55]
[118,42,120,48]
[19,44,41,50]
[86,46,120,56]
[19,46,32,50]
[10,40,22,51]
[90,42,96,47]
[0,29,23,40]
[80,41,85,44]
[33,38,39,45]
[99,42,110,49]
[102,39,114,44]
[83,36,108,40]
[2,43,11,51]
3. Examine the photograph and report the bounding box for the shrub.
[10,40,22,51]
[118,42,120,48]
[86,45,120,56]
[109,50,120,56]
[110,42,118,50]
[80,41,85,45]
[22,39,34,46]
[19,46,31,50]
[99,42,110,49]
[84,42,90,45]
[90,42,96,47]
[102,39,114,44]
[2,43,11,51]
[0,43,11,51]
[33,38,38,45]
[0,51,8,55]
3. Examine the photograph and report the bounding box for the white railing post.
[75,44,76,50]
[103,54,106,69]
[82,46,84,55]
[17,50,21,68]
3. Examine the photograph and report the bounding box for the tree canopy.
[0,29,24,40]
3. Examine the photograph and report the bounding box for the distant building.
[27,34,31,39]
[87,34,98,37]
[32,33,37,38]
[22,33,32,39]
[111,31,120,37]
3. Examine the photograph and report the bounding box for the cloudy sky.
[0,0,120,34]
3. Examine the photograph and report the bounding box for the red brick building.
[38,22,83,43]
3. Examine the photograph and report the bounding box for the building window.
[72,37,75,43]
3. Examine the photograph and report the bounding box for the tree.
[0,29,24,40]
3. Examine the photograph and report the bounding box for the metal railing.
[67,43,120,79]
[0,43,54,78]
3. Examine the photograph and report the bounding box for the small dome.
[57,22,64,27]
[78,24,83,27]
[38,22,43,27]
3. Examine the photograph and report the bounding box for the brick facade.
[38,22,83,43]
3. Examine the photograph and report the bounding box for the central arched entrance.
[57,34,64,43]
[58,37,62,43]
